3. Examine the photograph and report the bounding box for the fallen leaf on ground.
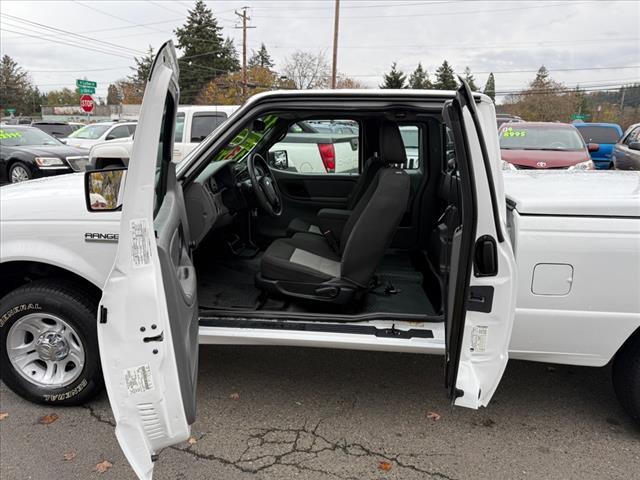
[63,452,76,461]
[427,411,441,421]
[39,413,59,425]
[187,436,197,445]
[229,392,240,400]
[95,460,113,473]
[0,412,8,421]
[378,461,393,472]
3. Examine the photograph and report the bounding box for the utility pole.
[235,7,256,102]
[620,86,626,110]
[331,0,340,89]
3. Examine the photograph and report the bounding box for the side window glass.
[175,113,185,143]
[625,127,640,146]
[153,93,176,217]
[128,124,137,136]
[269,119,360,175]
[399,125,422,170]
[108,126,130,140]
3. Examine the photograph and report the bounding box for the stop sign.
[80,94,94,113]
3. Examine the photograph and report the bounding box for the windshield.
[68,123,111,139]
[214,115,279,166]
[500,125,585,151]
[0,127,61,147]
[576,125,621,144]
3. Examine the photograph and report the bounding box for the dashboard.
[183,159,247,246]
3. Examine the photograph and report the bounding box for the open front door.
[98,41,199,479]
[442,81,517,409]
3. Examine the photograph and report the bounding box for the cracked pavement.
[1,346,639,479]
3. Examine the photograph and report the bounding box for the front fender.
[1,217,121,290]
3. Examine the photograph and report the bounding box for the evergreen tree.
[462,66,478,91]
[129,46,155,85]
[483,72,496,101]
[408,63,431,89]
[531,65,550,89]
[107,83,122,105]
[0,55,41,115]
[221,37,240,71]
[249,43,274,69]
[380,62,406,89]
[433,60,457,90]
[174,0,235,104]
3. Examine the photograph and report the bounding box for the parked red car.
[499,122,596,170]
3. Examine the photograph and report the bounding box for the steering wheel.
[247,153,282,217]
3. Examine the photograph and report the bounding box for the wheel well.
[0,261,101,302]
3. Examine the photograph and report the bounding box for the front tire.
[9,162,32,183]
[0,280,103,405]
[612,331,640,424]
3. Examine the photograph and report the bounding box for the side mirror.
[629,141,640,151]
[85,168,127,212]
[587,143,600,152]
[268,150,288,170]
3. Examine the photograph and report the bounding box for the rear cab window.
[576,125,621,144]
[190,113,228,142]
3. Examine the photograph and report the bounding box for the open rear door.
[98,41,199,479]
[442,81,517,409]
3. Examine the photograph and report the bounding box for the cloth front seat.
[286,120,407,236]
[258,166,410,303]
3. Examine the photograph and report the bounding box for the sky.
[1,0,639,103]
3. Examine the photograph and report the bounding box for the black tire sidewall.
[9,161,32,183]
[0,281,103,405]
[612,332,640,424]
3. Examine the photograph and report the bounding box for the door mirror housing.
[629,141,640,151]
[84,168,127,212]
[587,143,600,152]
[268,150,288,170]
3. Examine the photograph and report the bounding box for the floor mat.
[362,278,435,316]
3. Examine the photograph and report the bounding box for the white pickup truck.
[88,105,239,169]
[1,42,638,479]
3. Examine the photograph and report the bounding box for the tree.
[107,83,122,105]
[462,66,478,91]
[221,37,240,71]
[433,60,457,90]
[174,0,237,103]
[408,63,431,89]
[0,55,41,116]
[45,87,80,106]
[249,43,274,69]
[335,75,366,89]
[282,51,330,89]
[483,72,496,101]
[380,62,406,89]
[196,66,281,105]
[502,67,576,121]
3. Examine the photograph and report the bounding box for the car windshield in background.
[191,114,227,142]
[68,123,111,139]
[33,123,73,137]
[0,127,61,147]
[500,125,584,151]
[576,126,621,144]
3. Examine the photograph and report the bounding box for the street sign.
[76,79,97,88]
[80,94,95,113]
[571,113,588,121]
[79,87,96,95]
[5,108,16,115]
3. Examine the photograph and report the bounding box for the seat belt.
[322,229,340,254]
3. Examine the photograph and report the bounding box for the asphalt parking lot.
[1,346,639,480]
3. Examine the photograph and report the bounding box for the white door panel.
[98,41,198,480]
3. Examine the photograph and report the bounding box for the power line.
[1,13,144,56]
[256,1,587,19]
